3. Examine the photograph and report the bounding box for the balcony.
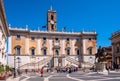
[54,41,60,46]
[53,40,60,49]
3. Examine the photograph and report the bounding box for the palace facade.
[0,0,9,65]
[110,30,120,66]
[8,7,97,69]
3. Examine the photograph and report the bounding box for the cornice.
[0,0,10,36]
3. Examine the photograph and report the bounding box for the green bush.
[0,65,12,73]
[0,65,5,72]
[5,65,12,71]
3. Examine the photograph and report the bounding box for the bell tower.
[47,6,57,31]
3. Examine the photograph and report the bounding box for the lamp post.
[17,57,21,75]
[31,56,36,72]
[13,54,16,78]
[37,57,39,72]
[78,56,81,68]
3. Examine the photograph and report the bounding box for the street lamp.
[78,56,81,68]
[31,56,36,72]
[17,57,21,75]
[13,54,16,78]
[37,57,39,72]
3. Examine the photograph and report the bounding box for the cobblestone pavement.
[16,71,120,81]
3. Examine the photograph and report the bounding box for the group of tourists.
[10,66,79,78]
[55,66,78,73]
[24,68,44,77]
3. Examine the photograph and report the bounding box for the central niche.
[55,49,59,55]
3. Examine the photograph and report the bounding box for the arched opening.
[30,47,35,55]
[67,49,70,55]
[51,15,54,20]
[55,50,59,55]
[77,49,80,55]
[15,45,21,55]
[43,49,47,55]
[51,24,54,30]
[88,47,92,55]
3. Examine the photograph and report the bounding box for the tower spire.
[50,5,52,10]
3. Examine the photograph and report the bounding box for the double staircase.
[20,56,52,69]
[81,62,95,68]
[66,56,94,68]
[66,56,79,66]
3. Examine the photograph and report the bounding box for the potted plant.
[0,64,6,80]
[5,65,12,76]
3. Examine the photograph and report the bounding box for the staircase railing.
[36,56,52,66]
[66,56,79,65]
[20,56,52,69]
[81,61,94,67]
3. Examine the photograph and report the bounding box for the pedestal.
[101,62,108,75]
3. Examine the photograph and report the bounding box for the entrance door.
[55,49,59,56]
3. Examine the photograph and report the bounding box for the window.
[116,47,120,53]
[31,49,35,55]
[43,49,46,55]
[88,47,92,55]
[77,50,80,55]
[31,37,35,41]
[55,38,59,42]
[16,35,20,39]
[67,49,70,55]
[67,38,69,41]
[43,37,46,44]
[43,37,46,41]
[51,15,54,20]
[55,50,59,55]
[88,38,92,41]
[51,25,54,30]
[76,38,79,42]
[16,47,21,55]
[55,38,58,41]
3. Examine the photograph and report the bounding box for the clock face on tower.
[50,20,54,24]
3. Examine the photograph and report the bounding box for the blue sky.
[3,0,120,47]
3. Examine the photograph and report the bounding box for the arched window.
[67,49,70,55]
[55,50,59,55]
[88,47,92,55]
[16,34,20,39]
[51,25,54,30]
[15,46,21,55]
[67,38,69,42]
[116,46,120,53]
[51,15,54,20]
[43,49,47,55]
[30,47,35,55]
[76,49,80,55]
